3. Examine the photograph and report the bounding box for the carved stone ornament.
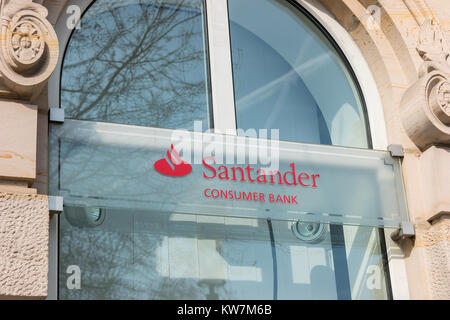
[0,0,59,98]
[436,82,450,117]
[400,19,450,150]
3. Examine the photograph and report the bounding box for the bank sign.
[154,144,320,206]
[51,120,409,228]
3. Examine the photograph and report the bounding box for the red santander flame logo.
[154,144,192,177]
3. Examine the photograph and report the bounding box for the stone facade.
[416,216,450,299]
[0,0,449,299]
[0,0,57,299]
[0,192,49,299]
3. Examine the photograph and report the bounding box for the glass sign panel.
[49,120,409,228]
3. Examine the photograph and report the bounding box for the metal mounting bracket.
[49,196,63,214]
[391,221,415,241]
[49,108,65,124]
[388,144,404,158]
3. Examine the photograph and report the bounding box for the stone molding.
[0,0,58,99]
[400,19,450,151]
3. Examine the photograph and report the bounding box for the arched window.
[229,0,369,148]
[51,0,399,301]
[61,0,212,131]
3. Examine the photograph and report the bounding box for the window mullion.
[205,0,237,134]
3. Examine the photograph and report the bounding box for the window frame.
[47,0,408,300]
